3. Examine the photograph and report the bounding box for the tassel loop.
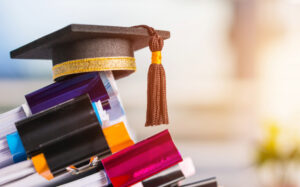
[133,25,164,52]
[133,25,169,126]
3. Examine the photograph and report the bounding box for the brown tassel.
[133,25,169,126]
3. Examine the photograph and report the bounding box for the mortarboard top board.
[10,24,170,81]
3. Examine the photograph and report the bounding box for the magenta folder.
[102,130,182,187]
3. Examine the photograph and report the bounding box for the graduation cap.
[11,24,170,126]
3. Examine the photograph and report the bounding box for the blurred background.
[1,0,300,186]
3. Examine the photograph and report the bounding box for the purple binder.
[26,73,109,114]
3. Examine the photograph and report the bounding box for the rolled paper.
[102,130,182,187]
[25,72,109,114]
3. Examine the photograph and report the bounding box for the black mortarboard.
[10,24,170,80]
[11,24,170,126]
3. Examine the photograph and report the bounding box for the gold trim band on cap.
[52,57,136,80]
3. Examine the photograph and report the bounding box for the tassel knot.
[149,35,164,52]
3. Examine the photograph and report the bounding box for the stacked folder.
[0,24,221,187]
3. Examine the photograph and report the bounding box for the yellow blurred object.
[256,119,300,165]
[262,120,280,153]
[256,120,300,186]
